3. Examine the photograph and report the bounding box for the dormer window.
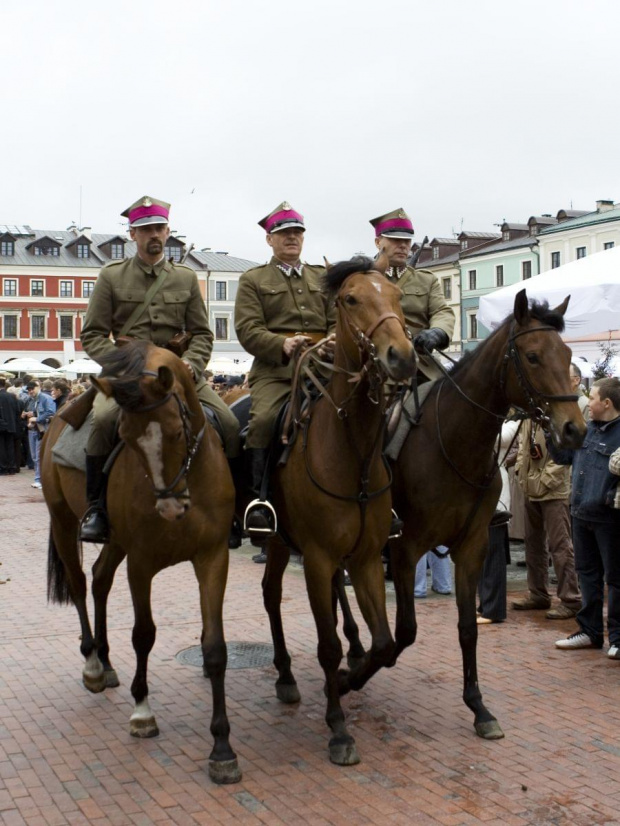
[34,244,60,256]
[27,236,61,257]
[76,243,90,259]
[165,244,183,263]
[529,225,538,237]
[432,246,439,260]
[503,231,510,242]
[0,233,15,256]
[461,239,468,250]
[110,242,124,259]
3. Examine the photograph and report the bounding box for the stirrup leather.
[243,498,278,535]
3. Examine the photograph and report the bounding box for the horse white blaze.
[372,281,383,294]
[137,422,186,520]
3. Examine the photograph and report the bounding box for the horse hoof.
[329,738,360,766]
[130,717,159,738]
[276,683,301,704]
[104,669,120,689]
[475,719,504,740]
[209,758,242,785]
[82,672,106,694]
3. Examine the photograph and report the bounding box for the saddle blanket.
[384,380,436,462]
[51,412,93,472]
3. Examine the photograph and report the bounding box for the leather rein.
[124,369,207,501]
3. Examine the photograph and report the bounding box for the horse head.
[325,254,416,382]
[93,341,203,522]
[505,289,586,449]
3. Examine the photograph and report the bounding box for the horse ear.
[513,289,529,325]
[323,256,332,270]
[552,294,570,317]
[374,250,389,274]
[157,365,175,393]
[91,376,113,397]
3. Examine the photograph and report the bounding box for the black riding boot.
[80,455,110,543]
[243,447,277,542]
[227,456,244,549]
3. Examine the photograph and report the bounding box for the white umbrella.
[209,357,240,375]
[59,358,102,375]
[0,357,58,374]
[478,246,620,336]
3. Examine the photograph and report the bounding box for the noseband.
[126,370,207,501]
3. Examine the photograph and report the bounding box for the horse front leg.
[91,540,126,689]
[454,543,504,740]
[332,569,365,668]
[127,563,159,739]
[390,535,420,664]
[193,545,242,785]
[262,537,300,704]
[304,549,360,766]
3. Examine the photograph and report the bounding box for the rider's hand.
[283,335,313,358]
[181,360,197,382]
[413,328,449,355]
[316,334,336,361]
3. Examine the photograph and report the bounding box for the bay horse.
[259,254,416,766]
[339,289,586,739]
[40,341,241,784]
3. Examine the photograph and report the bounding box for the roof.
[459,231,501,240]
[501,223,529,232]
[539,205,620,235]
[430,237,459,246]
[420,251,461,268]
[460,234,538,258]
[191,250,259,272]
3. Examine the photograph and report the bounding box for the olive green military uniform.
[386,266,455,380]
[234,257,334,448]
[81,254,240,457]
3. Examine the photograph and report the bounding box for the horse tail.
[46,527,74,605]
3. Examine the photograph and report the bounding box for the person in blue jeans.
[548,378,620,659]
[23,380,55,490]
[415,547,452,597]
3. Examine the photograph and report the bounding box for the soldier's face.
[267,228,304,263]
[130,223,170,259]
[375,236,412,268]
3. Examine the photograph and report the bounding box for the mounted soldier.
[234,202,334,544]
[370,208,455,378]
[79,195,240,543]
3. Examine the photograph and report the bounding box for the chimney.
[597,200,615,213]
[80,226,92,240]
[67,222,78,235]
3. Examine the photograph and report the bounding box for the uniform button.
[297,289,303,294]
[271,289,276,293]
[153,314,159,319]
[300,305,306,309]
[304,321,309,327]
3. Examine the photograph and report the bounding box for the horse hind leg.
[91,541,126,689]
[127,564,159,738]
[332,569,365,669]
[263,538,301,704]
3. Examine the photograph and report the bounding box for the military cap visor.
[370,208,415,239]
[122,196,170,228]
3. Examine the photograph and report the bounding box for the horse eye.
[526,353,539,364]
[345,294,356,306]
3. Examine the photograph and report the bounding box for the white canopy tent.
[478,246,620,337]
[0,357,58,375]
[59,358,102,377]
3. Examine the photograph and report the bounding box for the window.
[551,252,561,269]
[496,265,504,287]
[442,278,452,300]
[82,281,95,298]
[1,240,14,256]
[31,280,44,296]
[59,315,74,338]
[576,246,586,260]
[432,246,439,260]
[461,240,468,250]
[522,260,532,280]
[76,243,90,259]
[165,245,182,263]
[3,279,17,296]
[215,318,229,340]
[215,281,227,301]
[59,281,73,298]
[34,245,59,256]
[468,270,477,291]
[31,315,46,338]
[469,314,478,340]
[110,242,124,259]
[502,231,510,242]
[604,241,615,250]
[3,315,18,338]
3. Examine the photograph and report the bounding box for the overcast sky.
[2,0,619,265]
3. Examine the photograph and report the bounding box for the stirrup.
[80,506,110,544]
[389,509,403,540]
[243,498,278,536]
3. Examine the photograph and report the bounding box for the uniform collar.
[135,254,169,277]
[386,266,408,280]
[272,256,303,278]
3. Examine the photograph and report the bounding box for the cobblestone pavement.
[2,470,619,826]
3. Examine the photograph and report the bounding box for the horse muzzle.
[385,344,417,382]
[156,496,190,521]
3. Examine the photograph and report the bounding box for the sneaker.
[31,482,42,490]
[512,597,551,611]
[608,645,620,660]
[546,605,579,620]
[555,632,597,650]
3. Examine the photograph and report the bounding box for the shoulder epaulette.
[100,259,126,271]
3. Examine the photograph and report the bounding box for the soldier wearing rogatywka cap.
[79,195,240,543]
[234,202,335,547]
[370,208,454,380]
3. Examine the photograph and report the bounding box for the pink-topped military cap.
[258,201,305,234]
[122,195,170,228]
[369,208,414,239]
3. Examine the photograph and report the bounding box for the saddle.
[384,380,437,462]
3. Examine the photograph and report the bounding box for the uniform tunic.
[386,266,455,380]
[81,254,239,456]
[234,257,334,448]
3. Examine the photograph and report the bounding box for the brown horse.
[339,289,587,739]
[259,254,416,766]
[40,341,241,784]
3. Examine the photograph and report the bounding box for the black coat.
[0,390,20,435]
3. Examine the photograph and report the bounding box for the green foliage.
[593,338,620,380]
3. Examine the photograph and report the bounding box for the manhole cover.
[176,642,274,670]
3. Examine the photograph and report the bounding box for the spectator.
[512,417,581,619]
[570,362,590,422]
[23,380,55,489]
[41,379,54,395]
[415,548,452,597]
[551,378,620,656]
[0,378,20,475]
[51,379,70,410]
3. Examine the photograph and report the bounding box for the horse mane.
[98,340,153,410]
[450,298,566,379]
[323,256,377,296]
